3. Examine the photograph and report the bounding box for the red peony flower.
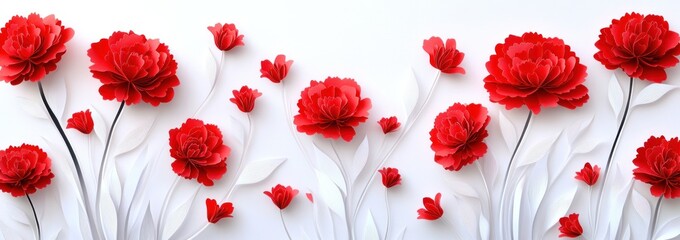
[484,32,589,114]
[264,184,299,210]
[293,77,372,142]
[0,14,74,85]
[207,23,244,51]
[0,144,54,197]
[558,213,583,238]
[633,135,680,198]
[206,198,234,224]
[169,119,231,186]
[229,86,262,113]
[417,192,443,220]
[575,162,600,186]
[66,109,94,134]
[260,54,293,83]
[422,37,465,74]
[594,13,680,83]
[430,103,490,171]
[378,116,400,134]
[378,167,401,188]
[88,31,180,106]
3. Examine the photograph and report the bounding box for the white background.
[1,0,680,239]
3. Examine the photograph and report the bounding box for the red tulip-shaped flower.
[206,198,234,224]
[430,103,490,171]
[558,213,583,238]
[417,192,443,220]
[575,162,600,186]
[423,37,465,74]
[208,23,244,51]
[169,119,231,186]
[260,54,293,83]
[66,110,94,134]
[378,167,401,188]
[633,135,680,198]
[264,184,299,210]
[0,144,54,197]
[378,116,400,134]
[230,86,262,113]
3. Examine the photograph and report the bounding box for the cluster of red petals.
[169,119,230,186]
[260,54,293,83]
[230,85,262,113]
[423,37,465,74]
[0,14,74,85]
[633,135,680,198]
[293,77,372,142]
[206,198,234,224]
[378,167,401,188]
[484,32,589,114]
[0,144,54,197]
[558,213,583,238]
[208,23,244,51]
[264,184,299,210]
[66,109,94,134]
[575,162,600,186]
[595,12,680,83]
[417,192,443,220]
[430,103,490,171]
[378,116,400,134]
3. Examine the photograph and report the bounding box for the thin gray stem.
[280,210,292,240]
[649,197,663,240]
[499,111,532,240]
[26,193,40,240]
[95,101,125,240]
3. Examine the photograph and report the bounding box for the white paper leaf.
[109,163,123,209]
[139,205,155,240]
[235,157,286,185]
[352,136,370,181]
[50,77,68,120]
[100,187,118,239]
[399,68,419,122]
[163,187,200,239]
[567,115,594,144]
[363,210,379,240]
[315,170,345,217]
[91,106,108,145]
[479,214,490,240]
[115,118,155,156]
[121,146,150,226]
[571,140,604,157]
[205,48,218,84]
[18,96,48,120]
[498,111,517,151]
[657,216,680,240]
[396,227,407,240]
[631,189,651,224]
[633,83,677,107]
[608,74,624,118]
[228,116,246,145]
[518,134,558,167]
[313,142,346,194]
[447,176,479,199]
[543,185,577,232]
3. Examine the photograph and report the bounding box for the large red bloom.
[0,144,54,197]
[206,198,234,224]
[229,85,262,113]
[0,14,74,85]
[430,103,490,171]
[88,31,180,106]
[558,213,583,238]
[260,54,293,83]
[417,192,443,220]
[378,167,401,188]
[594,13,680,83]
[484,32,589,114]
[633,135,680,198]
[169,119,231,186]
[264,184,299,210]
[207,23,244,52]
[293,77,372,142]
[422,37,465,74]
[66,109,94,134]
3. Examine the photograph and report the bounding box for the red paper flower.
[207,23,244,51]
[0,144,54,197]
[633,135,680,198]
[594,13,680,83]
[422,37,465,74]
[430,103,490,171]
[293,77,372,142]
[88,31,180,106]
[558,213,583,238]
[66,110,94,134]
[575,162,600,186]
[417,192,443,220]
[484,32,589,114]
[306,193,314,203]
[169,119,231,186]
[206,198,234,224]
[378,167,401,188]
[229,86,262,113]
[378,116,400,134]
[264,184,299,210]
[260,54,293,83]
[0,14,74,85]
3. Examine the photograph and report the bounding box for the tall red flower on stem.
[558,213,583,238]
[0,144,54,197]
[260,54,293,83]
[169,119,231,186]
[0,13,74,85]
[294,77,372,142]
[594,12,680,83]
[423,37,465,74]
[417,192,443,220]
[229,86,262,113]
[207,23,244,51]
[575,162,600,186]
[430,103,490,171]
[66,110,94,134]
[378,167,401,188]
[378,116,400,134]
[206,198,234,224]
[633,135,680,198]
[264,184,299,210]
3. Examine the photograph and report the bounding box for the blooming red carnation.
[206,198,234,224]
[417,192,443,220]
[378,167,401,188]
[0,14,74,85]
[88,31,180,106]
[207,23,244,51]
[558,213,583,238]
[293,77,372,142]
[169,118,230,186]
[66,109,94,134]
[430,103,490,171]
[484,32,589,114]
[633,135,680,198]
[229,86,262,113]
[260,54,293,83]
[575,162,600,186]
[422,37,465,74]
[378,116,400,134]
[264,184,299,210]
[594,13,680,83]
[0,144,54,197]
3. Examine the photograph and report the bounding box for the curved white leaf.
[163,187,199,239]
[567,115,594,144]
[633,83,677,107]
[18,96,48,120]
[399,68,419,122]
[91,106,108,145]
[518,134,558,167]
[352,135,369,181]
[542,185,577,233]
[631,189,651,224]
[315,169,345,217]
[479,214,490,240]
[109,163,122,209]
[363,210,379,240]
[115,117,155,156]
[100,187,118,239]
[139,205,155,240]
[498,111,517,150]
[396,227,407,240]
[608,74,624,118]
[313,142,346,194]
[571,140,605,157]
[447,176,479,199]
[657,216,680,240]
[235,157,286,185]
[50,77,68,120]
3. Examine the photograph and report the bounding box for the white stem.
[280,210,292,240]
[282,81,315,170]
[441,215,464,240]
[187,224,209,240]
[193,52,225,117]
[589,187,593,240]
[329,140,353,240]
[157,176,180,239]
[384,189,390,240]
[475,161,492,236]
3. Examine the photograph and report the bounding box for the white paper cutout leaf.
[633,83,678,107]
[363,210,379,240]
[518,134,558,167]
[91,106,108,145]
[17,96,48,120]
[228,116,246,146]
[631,189,651,224]
[121,147,150,218]
[313,142,346,194]
[139,205,155,240]
[399,68,419,122]
[352,136,369,181]
[115,117,155,156]
[100,187,118,239]
[542,185,577,233]
[315,169,345,217]
[571,140,605,157]
[657,216,680,240]
[546,131,568,184]
[396,227,407,240]
[567,115,594,145]
[205,48,218,84]
[479,214,490,240]
[608,74,624,118]
[498,111,517,150]
[163,187,200,239]
[447,176,479,199]
[109,163,123,209]
[49,77,68,120]
[58,184,82,238]
[235,157,286,185]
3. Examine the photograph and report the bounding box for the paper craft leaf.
[236,157,286,185]
[498,111,517,150]
[399,68,419,122]
[608,74,624,118]
[633,83,677,107]
[315,169,345,217]
[363,210,379,240]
